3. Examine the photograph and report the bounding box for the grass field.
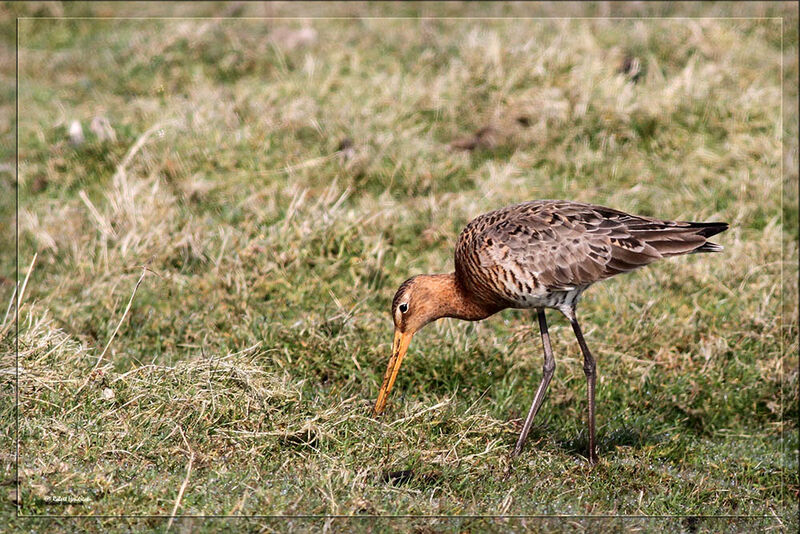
[2,2,798,532]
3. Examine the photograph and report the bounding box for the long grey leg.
[512,308,556,457]
[569,314,599,464]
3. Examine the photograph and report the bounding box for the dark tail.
[688,221,729,239]
[687,222,728,254]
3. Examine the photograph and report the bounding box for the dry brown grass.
[1,2,797,532]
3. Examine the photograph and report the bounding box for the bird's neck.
[425,273,499,322]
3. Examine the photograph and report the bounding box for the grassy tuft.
[2,2,797,531]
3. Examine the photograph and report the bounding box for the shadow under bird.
[372,200,728,464]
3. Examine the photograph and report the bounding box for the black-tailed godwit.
[372,200,728,464]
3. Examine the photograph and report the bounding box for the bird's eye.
[399,303,408,313]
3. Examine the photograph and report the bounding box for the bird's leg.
[569,313,599,465]
[512,308,556,457]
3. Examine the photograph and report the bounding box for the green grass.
[2,2,798,532]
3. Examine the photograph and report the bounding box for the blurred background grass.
[1,2,798,532]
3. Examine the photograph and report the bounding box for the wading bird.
[372,200,727,463]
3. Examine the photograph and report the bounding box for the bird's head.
[390,275,447,336]
[372,274,454,415]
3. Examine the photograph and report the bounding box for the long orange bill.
[373,329,413,415]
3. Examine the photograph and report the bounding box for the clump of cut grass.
[2,1,797,532]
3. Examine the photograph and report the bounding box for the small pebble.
[68,120,84,145]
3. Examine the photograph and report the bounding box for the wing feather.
[455,200,727,299]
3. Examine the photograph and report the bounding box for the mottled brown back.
[454,200,727,306]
